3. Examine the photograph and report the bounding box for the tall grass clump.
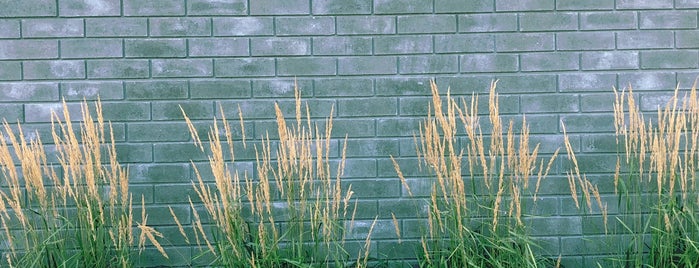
[393,81,559,267]
[176,84,373,267]
[0,100,165,267]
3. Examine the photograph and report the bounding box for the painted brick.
[330,118,375,137]
[618,72,677,91]
[640,50,699,69]
[24,102,80,122]
[495,0,554,11]
[376,77,432,96]
[336,16,395,35]
[0,61,21,80]
[152,101,214,120]
[561,114,615,133]
[399,55,458,74]
[458,13,517,32]
[0,104,23,122]
[0,20,19,38]
[149,17,211,37]
[190,80,251,99]
[277,57,336,76]
[460,54,518,73]
[125,39,186,58]
[496,33,554,52]
[521,52,579,72]
[58,0,120,16]
[129,163,190,183]
[123,0,185,16]
[435,0,493,13]
[189,38,248,57]
[581,51,639,70]
[312,0,372,15]
[61,39,122,58]
[87,59,149,79]
[128,122,190,142]
[374,0,432,14]
[376,118,421,137]
[251,79,313,97]
[521,94,579,113]
[85,18,147,37]
[397,15,456,34]
[338,56,397,75]
[580,11,637,30]
[494,74,557,93]
[677,30,699,48]
[22,18,83,37]
[338,97,397,117]
[60,81,124,100]
[559,73,617,92]
[250,37,311,56]
[101,102,151,121]
[617,30,674,49]
[23,60,85,80]
[0,0,56,17]
[152,59,213,78]
[112,144,153,163]
[314,78,373,97]
[249,0,309,15]
[0,82,58,101]
[434,34,494,53]
[677,0,699,8]
[276,17,335,36]
[0,40,57,60]
[213,17,273,36]
[312,37,372,55]
[556,32,615,51]
[125,81,188,100]
[556,0,614,10]
[374,35,432,54]
[214,58,275,77]
[519,12,577,31]
[640,10,697,29]
[434,75,497,95]
[187,0,247,15]
[616,0,673,9]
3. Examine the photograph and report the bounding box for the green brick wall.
[1,0,698,267]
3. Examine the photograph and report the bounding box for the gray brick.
[0,20,19,38]
[374,0,432,14]
[189,38,248,57]
[521,94,579,113]
[251,79,313,97]
[435,0,493,13]
[153,143,207,162]
[0,62,21,80]
[397,15,456,34]
[60,81,124,100]
[618,72,676,90]
[24,102,79,122]
[0,0,56,17]
[215,58,275,77]
[0,104,22,122]
[125,81,188,100]
[458,13,517,32]
[123,0,185,16]
[461,54,518,73]
[152,59,213,78]
[434,34,494,53]
[250,37,310,56]
[85,18,147,37]
[338,98,397,117]
[677,0,699,8]
[579,93,616,112]
[519,12,577,31]
[617,30,674,49]
[149,17,211,37]
[61,39,122,58]
[0,40,57,60]
[677,30,699,48]
[23,60,85,80]
[330,118,375,137]
[559,73,617,92]
[128,122,190,142]
[494,74,557,93]
[277,57,336,76]
[187,0,247,15]
[22,18,83,37]
[250,0,309,15]
[0,82,58,101]
[338,56,397,75]
[556,0,614,10]
[213,17,273,36]
[580,11,637,30]
[376,118,420,137]
[399,55,458,74]
[433,75,494,94]
[375,36,432,54]
[337,16,395,35]
[560,114,615,133]
[101,102,151,121]
[276,17,335,36]
[190,80,251,99]
[617,0,673,9]
[87,59,149,79]
[676,72,699,89]
[641,50,699,69]
[556,32,615,51]
[312,36,372,55]
[314,78,373,96]
[129,163,190,183]
[495,0,554,11]
[640,11,697,29]
[496,33,554,52]
[582,51,639,70]
[312,0,372,14]
[376,77,432,95]
[58,0,120,16]
[521,52,579,72]
[125,39,186,58]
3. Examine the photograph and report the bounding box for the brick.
[641,50,698,69]
[85,18,147,37]
[153,101,213,121]
[336,16,395,35]
[149,17,211,37]
[556,0,613,10]
[559,73,617,92]
[519,13,577,31]
[127,122,190,142]
[61,39,122,58]
[374,0,432,14]
[213,17,273,36]
[0,0,56,17]
[60,81,124,100]
[276,17,334,36]
[344,179,400,197]
[0,40,57,60]
[461,54,518,73]
[58,0,120,16]
[277,57,336,76]
[23,60,85,80]
[314,78,373,97]
[581,51,639,70]
[434,75,495,95]
[618,72,676,90]
[22,18,83,37]
[129,163,190,183]
[312,0,372,14]
[375,36,432,54]
[397,15,456,34]
[399,55,458,74]
[616,0,673,9]
[330,118,375,137]
[556,32,615,51]
[521,52,579,72]
[562,114,616,134]
[112,144,152,163]
[579,93,616,112]
[214,58,275,77]
[100,102,150,121]
[0,104,21,122]
[87,59,149,79]
[312,37,372,55]
[677,30,699,48]
[434,34,494,53]
[494,75,557,93]
[338,98,397,117]
[521,94,579,113]
[189,38,248,57]
[677,0,699,8]
[376,77,432,95]
[435,0,493,13]
[0,82,58,102]
[376,118,421,137]
[495,0,554,11]
[580,11,637,30]
[125,81,188,100]
[496,33,554,52]
[0,62,20,80]
[152,59,213,78]
[0,20,19,38]
[616,30,674,49]
[24,102,80,122]
[250,0,309,15]
[250,37,310,56]
[458,13,517,32]
[190,80,251,99]
[123,0,185,16]
[251,79,313,98]
[338,56,397,75]
[640,11,697,29]
[187,0,247,15]
[125,39,186,58]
